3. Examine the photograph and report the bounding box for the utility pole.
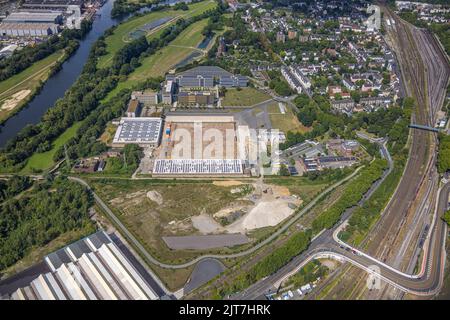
[64,144,71,170]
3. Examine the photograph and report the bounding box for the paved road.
[318,5,450,299]
[233,180,448,300]
[68,166,363,269]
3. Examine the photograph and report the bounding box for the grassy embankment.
[21,122,82,174]
[0,50,65,124]
[221,87,271,107]
[102,16,213,101]
[97,0,217,69]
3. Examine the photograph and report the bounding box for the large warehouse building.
[112,117,163,147]
[152,114,251,177]
[0,10,62,37]
[2,11,63,24]
[153,159,243,176]
[6,231,159,300]
[166,66,248,88]
[0,22,59,36]
[22,0,84,10]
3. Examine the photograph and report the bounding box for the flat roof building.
[113,117,162,147]
[3,11,63,24]
[153,159,243,176]
[22,0,84,10]
[126,99,141,118]
[167,66,248,88]
[0,22,59,36]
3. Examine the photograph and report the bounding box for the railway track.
[313,6,448,299]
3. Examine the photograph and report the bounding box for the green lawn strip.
[0,50,64,98]
[222,87,271,106]
[21,121,83,173]
[101,18,210,103]
[97,0,216,68]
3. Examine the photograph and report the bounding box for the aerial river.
[0,0,188,147]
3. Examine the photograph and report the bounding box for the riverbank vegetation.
[0,50,67,124]
[0,21,92,124]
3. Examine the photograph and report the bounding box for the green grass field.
[97,0,216,68]
[21,121,83,173]
[0,50,65,122]
[102,17,210,102]
[222,87,271,107]
[269,103,311,134]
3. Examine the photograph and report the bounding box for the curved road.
[68,166,363,269]
[232,181,448,300]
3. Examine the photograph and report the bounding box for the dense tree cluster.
[438,134,450,174]
[111,0,143,18]
[444,209,450,227]
[0,178,94,270]
[103,144,143,174]
[281,95,412,153]
[0,176,32,202]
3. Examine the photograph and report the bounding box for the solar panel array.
[173,66,248,88]
[153,159,243,175]
[140,17,172,31]
[113,118,162,144]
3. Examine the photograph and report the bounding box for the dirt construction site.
[93,178,303,252]
[190,181,302,235]
[159,115,239,160]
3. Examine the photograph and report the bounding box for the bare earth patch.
[147,190,163,205]
[1,89,31,111]
[191,214,222,234]
[227,198,300,232]
[212,180,244,187]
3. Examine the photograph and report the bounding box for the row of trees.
[223,231,311,295]
[0,177,94,270]
[438,134,450,174]
[311,158,388,233]
[0,20,92,82]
